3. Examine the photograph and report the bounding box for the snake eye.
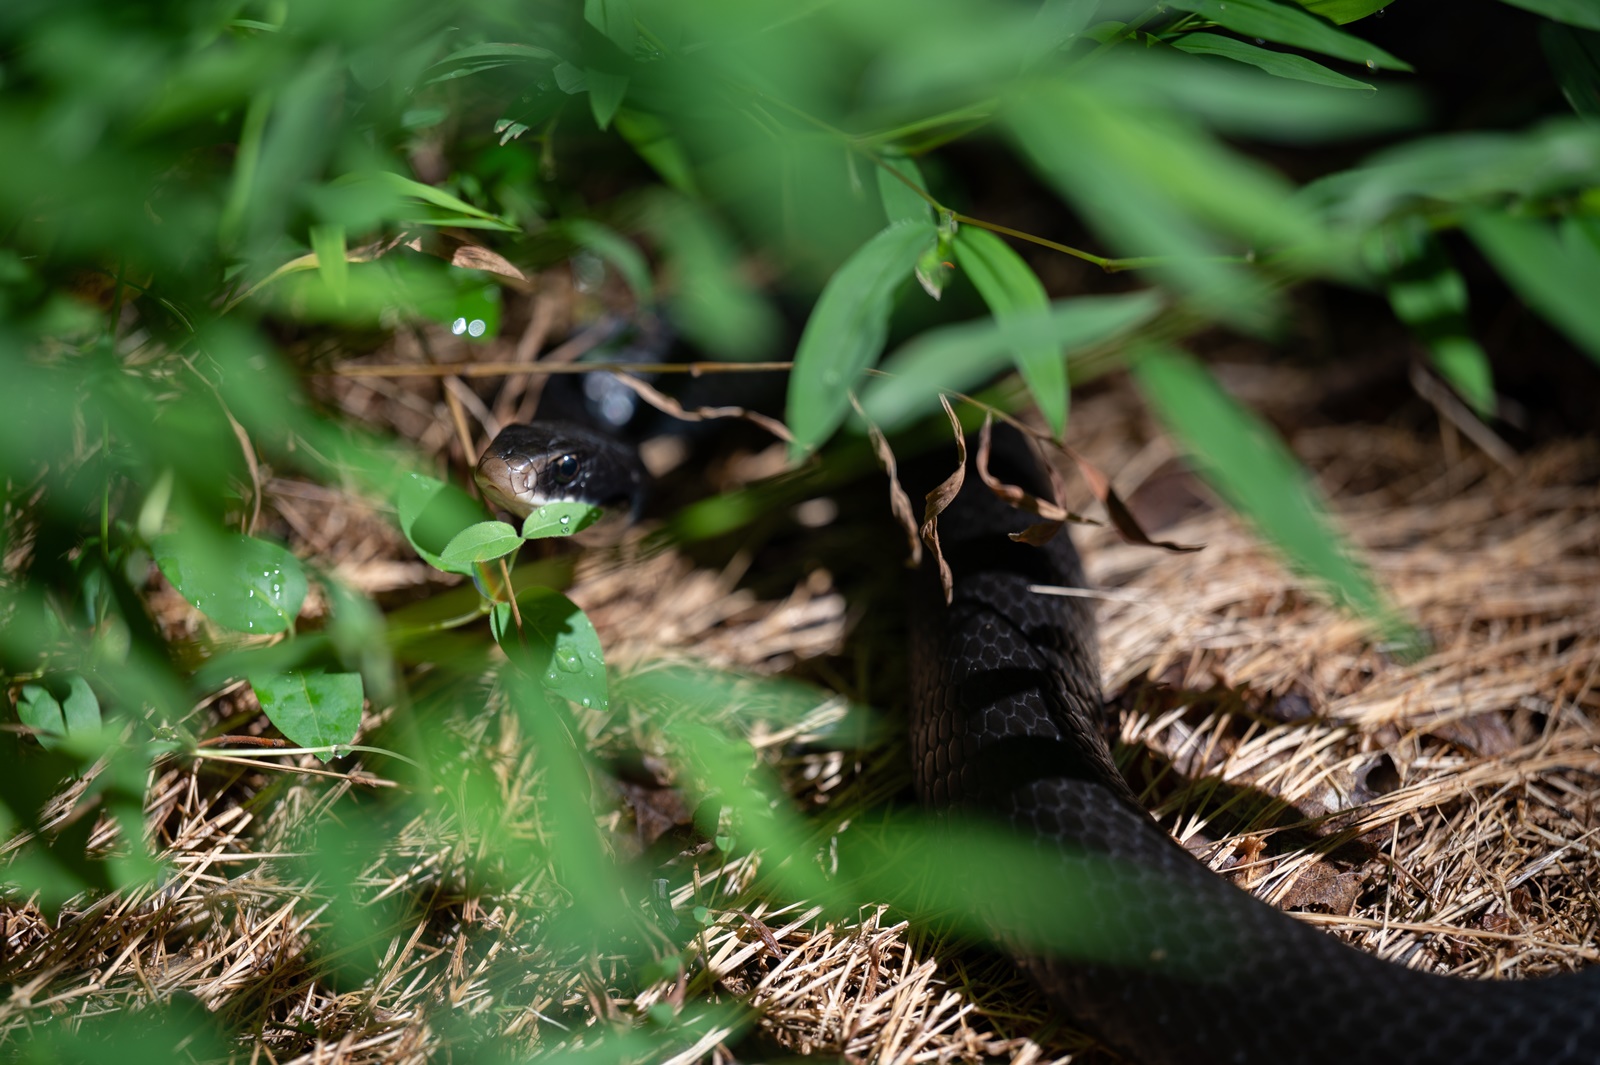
[550,452,580,486]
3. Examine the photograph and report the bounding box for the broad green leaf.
[309,224,348,303]
[1500,0,1600,31]
[953,228,1067,436]
[1296,0,1393,23]
[562,220,655,305]
[394,472,492,576]
[17,676,100,751]
[1368,219,1495,415]
[1132,347,1403,637]
[862,291,1164,430]
[1466,211,1600,366]
[498,588,609,712]
[877,158,933,225]
[439,521,523,568]
[1173,33,1376,90]
[154,532,308,635]
[249,670,363,760]
[786,220,937,454]
[1166,0,1412,70]
[521,501,605,539]
[1541,22,1600,119]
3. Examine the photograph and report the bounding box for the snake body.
[482,421,1600,1065]
[909,427,1600,1064]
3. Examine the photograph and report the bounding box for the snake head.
[475,421,646,518]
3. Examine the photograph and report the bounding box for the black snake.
[480,420,1600,1065]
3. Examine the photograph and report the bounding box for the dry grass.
[3,322,1597,1063]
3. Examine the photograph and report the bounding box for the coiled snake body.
[482,422,1600,1065]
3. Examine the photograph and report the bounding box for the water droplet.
[451,317,468,335]
[246,588,255,597]
[467,318,486,337]
[536,506,549,518]
[579,696,592,708]
[545,670,559,684]
[558,514,571,526]
[556,650,583,673]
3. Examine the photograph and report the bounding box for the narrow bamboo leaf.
[1500,0,1600,31]
[878,158,933,225]
[440,521,523,568]
[862,291,1163,430]
[1173,33,1376,90]
[1541,22,1600,119]
[1132,347,1406,638]
[643,192,780,358]
[1024,0,1101,66]
[954,228,1067,436]
[1465,211,1600,366]
[584,0,637,52]
[1296,0,1392,23]
[1166,0,1412,70]
[250,670,363,760]
[1369,219,1495,415]
[309,224,348,303]
[337,172,518,232]
[787,220,936,454]
[426,42,558,84]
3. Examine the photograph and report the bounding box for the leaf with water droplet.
[498,587,608,712]
[153,531,308,634]
[521,500,603,539]
[439,520,523,568]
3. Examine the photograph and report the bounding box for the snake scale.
[480,420,1600,1065]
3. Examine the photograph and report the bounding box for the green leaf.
[154,532,309,635]
[395,472,492,576]
[309,224,349,303]
[562,219,655,305]
[521,501,605,539]
[877,158,933,225]
[1295,0,1393,23]
[499,588,610,712]
[249,670,363,760]
[861,291,1163,430]
[1173,33,1376,90]
[1541,22,1600,119]
[17,676,101,751]
[1500,0,1600,31]
[1368,218,1495,415]
[1465,210,1600,366]
[615,108,698,195]
[953,228,1067,436]
[1166,0,1412,70]
[336,172,518,233]
[1024,0,1101,66]
[426,42,558,84]
[1132,347,1404,637]
[439,521,524,568]
[587,69,629,130]
[643,191,781,359]
[786,220,937,454]
[584,0,637,52]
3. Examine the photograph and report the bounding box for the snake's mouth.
[474,455,533,517]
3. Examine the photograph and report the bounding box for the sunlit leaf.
[309,224,349,303]
[153,531,309,635]
[862,291,1163,431]
[953,228,1066,436]
[1166,0,1412,70]
[787,220,936,454]
[1173,33,1376,90]
[1132,347,1405,638]
[395,472,492,576]
[521,501,605,539]
[439,520,523,567]
[249,670,363,759]
[499,588,609,713]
